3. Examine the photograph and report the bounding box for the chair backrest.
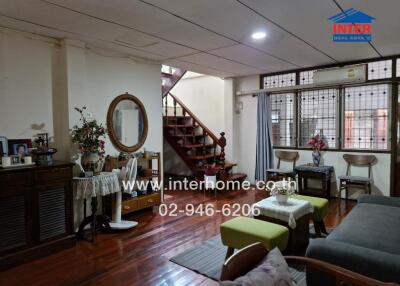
[343,154,376,178]
[275,150,299,170]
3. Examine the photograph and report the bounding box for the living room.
[0,1,400,286]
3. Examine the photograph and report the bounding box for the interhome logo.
[329,8,375,42]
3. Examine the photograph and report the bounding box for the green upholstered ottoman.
[220,216,289,260]
[293,194,329,236]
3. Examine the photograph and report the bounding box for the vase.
[276,194,288,204]
[81,152,100,174]
[312,151,321,166]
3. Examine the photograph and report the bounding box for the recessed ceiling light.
[251,31,267,40]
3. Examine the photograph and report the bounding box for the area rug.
[170,225,332,281]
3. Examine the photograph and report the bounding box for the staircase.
[162,66,247,183]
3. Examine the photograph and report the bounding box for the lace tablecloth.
[74,172,120,200]
[253,196,313,229]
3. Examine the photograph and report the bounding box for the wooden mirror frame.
[107,92,148,153]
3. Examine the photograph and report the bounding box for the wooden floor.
[0,189,355,286]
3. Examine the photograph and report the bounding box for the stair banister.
[166,92,224,148]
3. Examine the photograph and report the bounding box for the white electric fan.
[109,157,138,230]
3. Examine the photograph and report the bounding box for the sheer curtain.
[255,92,274,181]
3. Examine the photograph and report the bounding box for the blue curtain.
[255,92,274,181]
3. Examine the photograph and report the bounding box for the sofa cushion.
[328,203,400,255]
[220,247,293,286]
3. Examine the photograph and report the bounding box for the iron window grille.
[299,89,338,148]
[263,73,296,89]
[367,59,392,80]
[299,70,315,85]
[270,93,295,147]
[343,84,390,150]
[397,58,400,77]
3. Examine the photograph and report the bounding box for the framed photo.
[8,139,32,156]
[0,136,7,156]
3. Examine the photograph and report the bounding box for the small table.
[253,196,313,254]
[294,164,334,199]
[74,172,120,242]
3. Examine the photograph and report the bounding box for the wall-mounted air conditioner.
[314,64,366,86]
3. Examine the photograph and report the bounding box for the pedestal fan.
[109,157,138,230]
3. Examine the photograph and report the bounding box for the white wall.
[170,73,225,135]
[0,29,58,141]
[0,30,163,228]
[234,75,392,197]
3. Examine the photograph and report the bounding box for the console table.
[0,162,75,270]
[294,164,334,199]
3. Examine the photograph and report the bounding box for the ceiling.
[0,0,399,78]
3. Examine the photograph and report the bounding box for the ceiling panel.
[144,0,336,67]
[238,0,379,61]
[178,52,264,76]
[209,45,296,73]
[0,0,196,59]
[165,58,237,78]
[45,0,235,51]
[335,0,400,56]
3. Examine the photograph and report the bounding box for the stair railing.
[164,92,226,168]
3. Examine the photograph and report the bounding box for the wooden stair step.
[164,116,191,119]
[181,143,215,148]
[169,133,205,138]
[226,173,247,181]
[164,124,199,128]
[189,153,220,160]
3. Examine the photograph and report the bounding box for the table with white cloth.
[74,172,120,242]
[253,196,314,254]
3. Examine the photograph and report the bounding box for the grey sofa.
[306,195,400,286]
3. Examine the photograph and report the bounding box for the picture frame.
[0,136,8,156]
[8,139,32,156]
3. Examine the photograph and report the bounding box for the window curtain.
[255,92,274,181]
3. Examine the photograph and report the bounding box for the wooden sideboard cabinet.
[0,161,75,270]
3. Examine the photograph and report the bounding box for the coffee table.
[253,196,314,254]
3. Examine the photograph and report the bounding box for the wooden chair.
[339,154,376,201]
[220,242,399,286]
[266,150,299,181]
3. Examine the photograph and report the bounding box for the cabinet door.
[38,188,67,241]
[0,195,27,252]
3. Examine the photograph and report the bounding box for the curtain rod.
[236,80,395,97]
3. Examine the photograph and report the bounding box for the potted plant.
[270,180,295,204]
[71,107,107,174]
[307,135,327,167]
[204,164,220,190]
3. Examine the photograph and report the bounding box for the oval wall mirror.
[107,93,148,153]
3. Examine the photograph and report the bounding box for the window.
[343,84,390,150]
[299,70,315,85]
[368,60,392,80]
[397,58,400,77]
[299,89,338,148]
[263,73,296,89]
[270,93,295,147]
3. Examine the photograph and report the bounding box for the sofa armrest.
[358,194,400,208]
[306,239,400,286]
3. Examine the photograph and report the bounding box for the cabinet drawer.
[137,193,160,209]
[121,199,138,214]
[35,167,71,185]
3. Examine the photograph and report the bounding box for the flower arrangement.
[307,134,327,151]
[71,107,107,153]
[269,180,296,197]
[204,164,220,176]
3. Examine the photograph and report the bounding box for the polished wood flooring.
[0,189,355,286]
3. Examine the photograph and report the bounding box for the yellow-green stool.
[220,216,289,260]
[293,194,329,237]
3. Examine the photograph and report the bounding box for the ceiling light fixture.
[251,31,267,40]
